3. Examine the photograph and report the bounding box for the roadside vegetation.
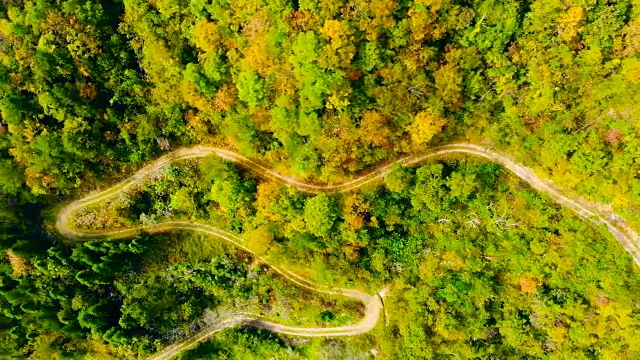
[0,228,363,358]
[57,156,640,358]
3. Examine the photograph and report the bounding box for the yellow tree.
[622,18,640,56]
[319,20,357,69]
[408,0,445,42]
[406,111,447,147]
[359,111,392,148]
[557,6,585,42]
[7,249,32,276]
[623,59,640,84]
[351,0,398,40]
[192,20,221,54]
[240,15,275,76]
[246,225,274,255]
[255,181,282,220]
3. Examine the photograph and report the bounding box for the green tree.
[303,194,338,238]
[236,71,265,109]
[384,164,412,193]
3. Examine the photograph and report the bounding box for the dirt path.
[55,143,640,360]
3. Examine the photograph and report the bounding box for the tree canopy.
[1,0,639,358]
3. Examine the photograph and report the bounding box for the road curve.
[55,143,640,359]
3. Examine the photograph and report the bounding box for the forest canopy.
[0,0,639,358]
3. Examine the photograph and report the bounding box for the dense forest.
[1,0,639,358]
[67,157,640,358]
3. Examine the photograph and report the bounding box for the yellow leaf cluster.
[623,59,640,84]
[371,0,397,18]
[406,111,447,147]
[519,275,539,294]
[360,111,392,148]
[408,1,447,42]
[367,0,399,38]
[213,84,237,112]
[7,249,31,276]
[441,251,465,268]
[193,20,220,53]
[247,225,274,255]
[184,111,209,140]
[557,6,585,41]
[319,20,356,69]
[415,0,444,11]
[622,19,640,56]
[180,80,213,113]
[320,20,351,41]
[242,34,274,76]
[256,181,281,220]
[327,91,351,110]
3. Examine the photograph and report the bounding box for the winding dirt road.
[55,143,640,359]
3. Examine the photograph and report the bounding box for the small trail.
[55,143,640,360]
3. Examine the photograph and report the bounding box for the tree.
[342,194,371,231]
[434,61,464,110]
[0,160,23,196]
[192,20,220,54]
[384,164,412,193]
[246,226,274,255]
[318,20,356,70]
[359,111,392,148]
[170,188,196,215]
[406,111,447,147]
[200,157,257,220]
[411,163,446,213]
[557,6,586,42]
[446,171,478,200]
[236,71,265,109]
[303,194,338,238]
